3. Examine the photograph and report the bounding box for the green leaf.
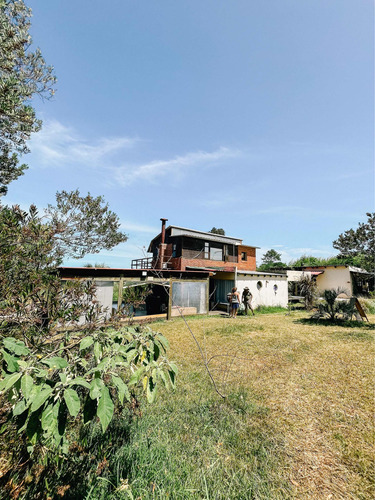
[41,357,68,369]
[89,378,103,400]
[94,341,102,362]
[111,375,130,404]
[2,351,19,373]
[64,389,80,418]
[146,377,157,403]
[159,369,169,389]
[41,403,55,430]
[3,338,29,356]
[67,377,90,389]
[156,334,169,350]
[126,349,138,363]
[168,370,176,388]
[13,399,27,416]
[30,385,53,412]
[0,372,22,392]
[94,357,110,371]
[169,362,178,375]
[21,374,33,400]
[34,368,48,378]
[97,386,114,432]
[129,367,145,386]
[80,336,94,351]
[153,343,160,361]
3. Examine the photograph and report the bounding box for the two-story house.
[132,218,288,310]
[132,218,257,272]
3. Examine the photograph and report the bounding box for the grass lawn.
[135,310,374,500]
[1,310,373,499]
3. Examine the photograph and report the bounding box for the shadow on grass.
[295,317,375,330]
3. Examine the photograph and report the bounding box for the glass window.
[241,252,247,261]
[210,245,223,261]
[204,242,209,259]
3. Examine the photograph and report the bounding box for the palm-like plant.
[318,288,354,321]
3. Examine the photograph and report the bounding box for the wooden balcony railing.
[131,257,154,269]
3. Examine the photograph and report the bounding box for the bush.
[0,325,177,454]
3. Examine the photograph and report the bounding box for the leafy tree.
[0,193,127,333]
[289,255,320,267]
[0,199,176,457]
[46,190,128,260]
[261,249,282,265]
[0,0,56,195]
[258,249,286,271]
[83,262,110,268]
[209,227,225,235]
[333,213,375,272]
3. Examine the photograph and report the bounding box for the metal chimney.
[160,218,168,244]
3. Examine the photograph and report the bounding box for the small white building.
[287,265,372,297]
[210,270,288,309]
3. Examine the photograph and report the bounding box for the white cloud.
[29,119,138,167]
[120,220,159,234]
[113,147,240,186]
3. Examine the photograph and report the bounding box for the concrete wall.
[314,267,352,296]
[95,281,114,318]
[236,275,288,308]
[286,270,311,281]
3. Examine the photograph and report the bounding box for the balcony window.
[210,245,223,261]
[204,242,209,259]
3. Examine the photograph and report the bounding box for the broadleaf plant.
[0,325,177,452]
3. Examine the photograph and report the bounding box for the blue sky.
[3,0,374,267]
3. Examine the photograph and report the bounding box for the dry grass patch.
[155,311,375,499]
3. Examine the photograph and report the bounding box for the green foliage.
[289,255,321,267]
[298,275,318,310]
[333,213,375,272]
[257,261,287,271]
[261,249,282,265]
[0,0,56,195]
[314,288,355,321]
[257,249,287,271]
[0,326,177,451]
[120,284,151,322]
[358,298,375,315]
[254,306,286,314]
[0,206,98,334]
[209,227,225,235]
[46,189,128,260]
[0,198,127,333]
[83,262,110,268]
[289,254,368,269]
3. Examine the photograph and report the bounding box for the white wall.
[315,267,352,296]
[286,270,311,281]
[236,274,288,308]
[95,281,114,319]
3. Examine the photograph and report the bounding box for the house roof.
[148,225,258,251]
[303,265,370,274]
[57,267,211,279]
